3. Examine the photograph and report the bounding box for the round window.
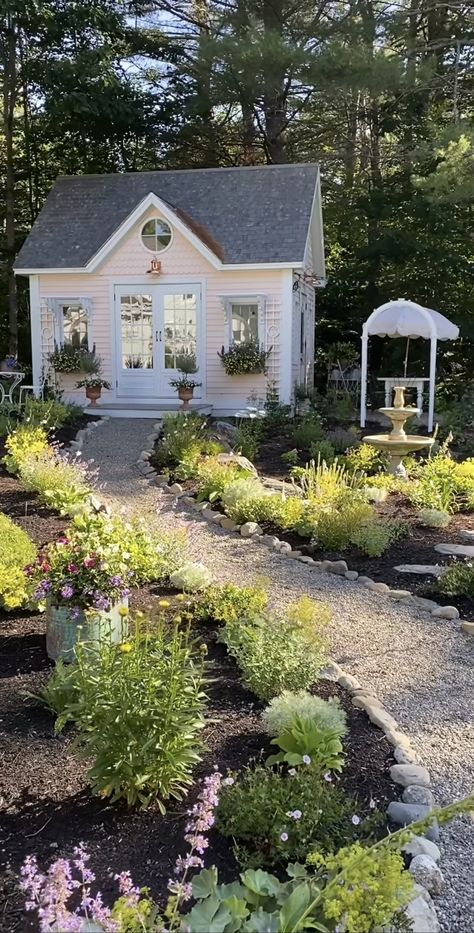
[141,218,172,252]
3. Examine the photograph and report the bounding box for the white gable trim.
[303,167,326,285]
[88,192,223,271]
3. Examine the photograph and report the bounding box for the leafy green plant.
[418,507,452,528]
[221,477,268,521]
[194,581,269,625]
[23,397,83,430]
[118,518,186,584]
[344,443,389,475]
[170,562,213,592]
[281,448,299,465]
[218,340,271,375]
[195,456,247,502]
[312,500,374,551]
[19,448,96,516]
[3,423,49,473]
[293,414,325,449]
[152,413,210,473]
[266,716,345,773]
[38,659,79,717]
[262,691,347,738]
[222,596,330,700]
[407,448,474,513]
[439,560,474,598]
[309,439,335,464]
[169,353,202,391]
[50,621,208,809]
[350,519,396,557]
[0,513,37,609]
[326,427,360,454]
[216,762,360,868]
[235,418,263,461]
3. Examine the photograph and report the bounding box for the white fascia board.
[15,260,304,275]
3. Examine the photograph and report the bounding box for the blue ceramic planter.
[46,600,129,661]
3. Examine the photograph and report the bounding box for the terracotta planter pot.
[46,599,129,662]
[178,386,194,410]
[86,385,102,407]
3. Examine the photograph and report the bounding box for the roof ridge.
[55,163,319,181]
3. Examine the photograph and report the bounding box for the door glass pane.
[163,293,197,369]
[120,294,153,369]
[231,303,258,344]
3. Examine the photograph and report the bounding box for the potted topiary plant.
[75,351,111,406]
[169,353,201,410]
[27,513,131,661]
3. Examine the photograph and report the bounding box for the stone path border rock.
[138,430,470,637]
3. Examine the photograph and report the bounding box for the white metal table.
[0,371,25,405]
[377,377,430,413]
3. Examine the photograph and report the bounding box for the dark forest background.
[1,0,473,386]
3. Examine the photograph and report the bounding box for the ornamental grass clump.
[44,619,208,808]
[222,596,330,701]
[0,512,37,609]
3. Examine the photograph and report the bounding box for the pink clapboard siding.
[38,207,287,407]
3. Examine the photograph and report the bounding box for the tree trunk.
[2,9,19,355]
[262,0,287,163]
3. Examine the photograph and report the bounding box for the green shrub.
[222,596,330,700]
[195,581,269,625]
[221,477,268,521]
[344,443,388,475]
[118,518,186,583]
[23,398,83,430]
[3,423,49,473]
[235,418,263,461]
[194,456,246,502]
[216,762,359,868]
[418,508,451,528]
[312,500,374,551]
[153,413,209,472]
[38,659,78,717]
[48,622,208,809]
[170,562,213,592]
[407,450,474,513]
[439,560,474,598]
[350,519,396,557]
[19,449,95,516]
[293,414,324,449]
[262,690,347,737]
[0,513,37,609]
[309,439,335,464]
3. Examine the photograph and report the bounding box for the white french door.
[114,285,201,399]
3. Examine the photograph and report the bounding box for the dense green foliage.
[439,561,474,599]
[0,512,36,609]
[43,622,208,809]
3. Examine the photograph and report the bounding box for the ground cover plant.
[0,511,37,609]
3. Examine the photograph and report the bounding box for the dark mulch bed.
[0,588,396,932]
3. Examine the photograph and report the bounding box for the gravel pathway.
[83,418,474,932]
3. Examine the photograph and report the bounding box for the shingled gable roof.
[15,163,320,272]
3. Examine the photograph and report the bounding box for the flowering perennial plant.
[28,512,133,613]
[167,770,222,910]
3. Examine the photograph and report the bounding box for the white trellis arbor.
[360,300,459,433]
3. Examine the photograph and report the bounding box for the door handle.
[156,330,162,342]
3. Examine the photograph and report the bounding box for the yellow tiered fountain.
[364,385,434,477]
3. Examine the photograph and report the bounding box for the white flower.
[291,810,302,821]
[280,832,288,842]
[302,755,311,765]
[324,772,332,782]
[288,768,297,776]
[369,798,376,809]
[222,777,235,786]
[351,814,361,825]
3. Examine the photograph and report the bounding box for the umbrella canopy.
[365,300,459,340]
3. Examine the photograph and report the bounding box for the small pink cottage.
[15,164,325,415]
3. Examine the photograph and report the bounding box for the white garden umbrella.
[360,299,459,432]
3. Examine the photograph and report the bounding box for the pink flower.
[83,556,97,569]
[68,563,80,574]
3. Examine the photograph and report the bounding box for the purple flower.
[324,771,333,782]
[93,594,111,611]
[290,810,302,820]
[302,754,311,765]
[110,575,123,587]
[61,584,75,600]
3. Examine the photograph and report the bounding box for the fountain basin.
[365,433,434,476]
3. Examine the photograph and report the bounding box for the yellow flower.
[118,606,129,617]
[119,642,133,653]
[158,599,171,608]
[175,615,182,623]
[175,593,185,602]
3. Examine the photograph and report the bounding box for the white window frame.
[220,294,266,351]
[48,298,92,348]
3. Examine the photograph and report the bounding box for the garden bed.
[0,581,396,932]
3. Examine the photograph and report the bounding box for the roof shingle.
[15,163,318,270]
